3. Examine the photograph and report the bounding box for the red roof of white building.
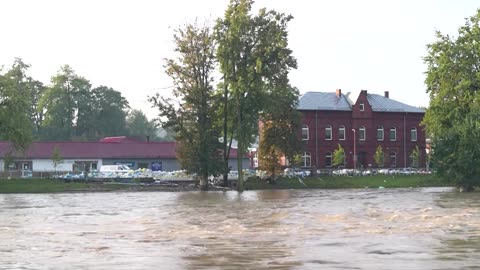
[0,140,176,159]
[0,137,244,159]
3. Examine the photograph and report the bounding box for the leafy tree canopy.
[150,21,222,190]
[0,58,33,151]
[423,9,480,189]
[216,0,297,191]
[332,144,345,168]
[126,109,162,141]
[374,145,385,168]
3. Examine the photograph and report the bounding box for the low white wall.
[33,159,73,171]
[32,159,102,172]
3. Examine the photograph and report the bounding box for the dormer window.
[359,103,365,111]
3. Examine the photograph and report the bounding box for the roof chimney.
[336,89,342,97]
[384,91,389,98]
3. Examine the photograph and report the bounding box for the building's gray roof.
[367,94,425,113]
[298,92,352,111]
[298,91,425,113]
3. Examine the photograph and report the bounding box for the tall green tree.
[214,80,236,187]
[27,78,46,138]
[150,21,222,190]
[216,0,297,191]
[38,67,130,141]
[51,145,63,175]
[423,9,480,190]
[73,77,95,140]
[39,65,92,140]
[91,86,129,138]
[126,109,159,141]
[332,144,345,168]
[259,83,302,178]
[0,58,33,150]
[374,145,385,168]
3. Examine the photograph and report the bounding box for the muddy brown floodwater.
[1,187,479,270]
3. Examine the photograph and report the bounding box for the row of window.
[302,125,418,142]
[301,151,400,168]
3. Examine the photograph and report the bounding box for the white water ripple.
[0,188,479,270]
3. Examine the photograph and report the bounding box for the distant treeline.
[0,58,174,146]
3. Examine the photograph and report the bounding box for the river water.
[0,188,479,270]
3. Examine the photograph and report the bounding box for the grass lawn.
[245,174,453,190]
[0,175,453,193]
[0,179,127,193]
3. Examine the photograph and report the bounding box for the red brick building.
[298,89,426,170]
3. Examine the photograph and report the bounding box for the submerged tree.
[216,0,297,191]
[423,9,480,190]
[150,21,222,190]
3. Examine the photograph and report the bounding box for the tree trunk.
[199,175,208,191]
[222,172,229,187]
[222,78,229,187]
[237,146,244,192]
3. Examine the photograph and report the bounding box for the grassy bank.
[0,179,127,193]
[0,175,453,193]
[245,174,453,190]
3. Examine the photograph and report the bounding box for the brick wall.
[299,109,425,169]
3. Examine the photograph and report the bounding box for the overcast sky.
[1,0,478,119]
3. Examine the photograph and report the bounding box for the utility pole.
[352,128,356,174]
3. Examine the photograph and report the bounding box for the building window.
[22,163,30,170]
[325,125,332,140]
[138,162,149,169]
[377,126,384,141]
[411,128,417,142]
[302,125,309,140]
[325,152,332,167]
[339,126,346,140]
[359,126,366,141]
[389,152,397,167]
[359,103,365,111]
[409,153,415,168]
[302,152,311,167]
[7,162,17,170]
[389,127,397,141]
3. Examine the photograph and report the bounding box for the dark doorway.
[358,152,367,169]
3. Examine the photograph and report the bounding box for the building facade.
[299,90,426,170]
[0,136,250,176]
